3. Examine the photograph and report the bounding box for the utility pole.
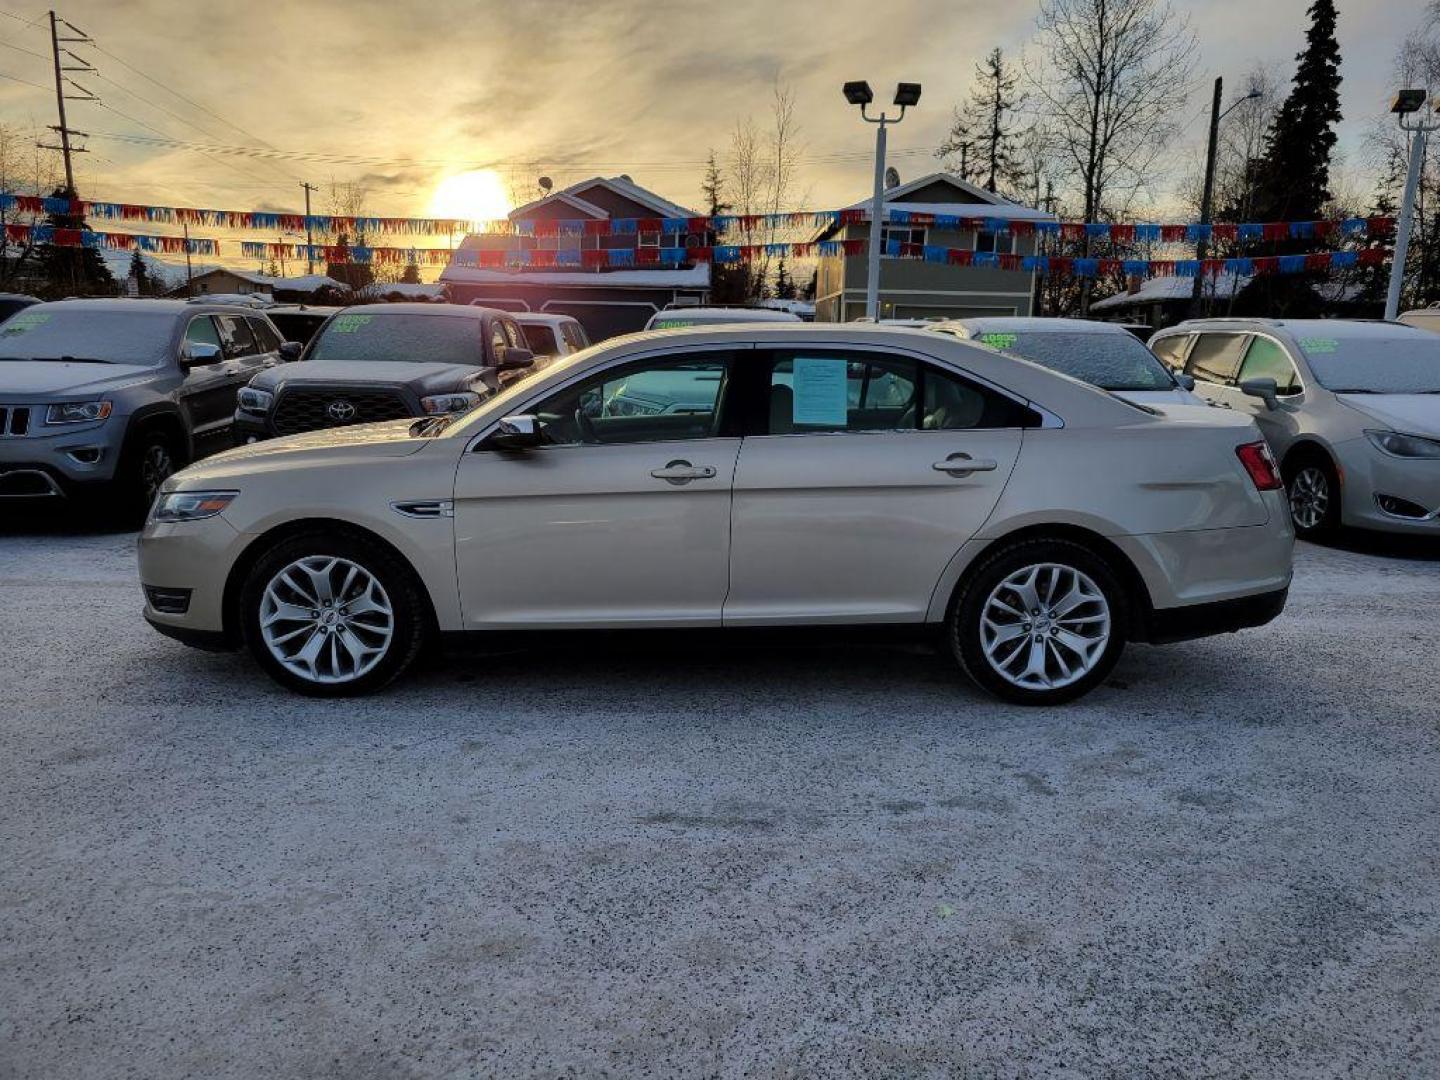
[1191,80,1262,317]
[183,222,193,297]
[42,11,94,197]
[300,181,318,274]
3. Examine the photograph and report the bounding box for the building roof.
[509,175,695,221]
[934,316,1143,336]
[340,302,490,318]
[1089,274,1248,312]
[816,172,1056,242]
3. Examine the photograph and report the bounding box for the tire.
[1283,451,1341,540]
[949,538,1128,706]
[110,426,181,525]
[239,530,429,696]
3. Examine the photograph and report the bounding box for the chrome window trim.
[1237,330,1308,399]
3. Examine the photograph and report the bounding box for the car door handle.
[650,460,717,484]
[933,453,998,476]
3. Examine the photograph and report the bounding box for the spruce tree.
[937,48,1026,195]
[128,249,151,295]
[700,148,747,304]
[401,261,422,284]
[34,188,117,298]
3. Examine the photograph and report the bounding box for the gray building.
[812,173,1055,323]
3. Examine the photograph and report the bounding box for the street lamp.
[1190,77,1263,314]
[844,80,921,320]
[1385,89,1440,320]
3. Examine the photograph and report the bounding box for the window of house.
[880,226,926,248]
[974,229,1015,255]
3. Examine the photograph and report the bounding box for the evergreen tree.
[802,267,817,302]
[127,249,151,295]
[34,188,116,298]
[401,261,422,284]
[325,232,374,292]
[1235,0,1343,316]
[700,147,748,304]
[938,48,1027,195]
[774,256,796,300]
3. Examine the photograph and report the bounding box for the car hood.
[1336,394,1440,437]
[176,419,431,484]
[0,359,158,397]
[249,360,488,393]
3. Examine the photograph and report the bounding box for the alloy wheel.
[979,562,1112,691]
[259,556,395,684]
[1289,466,1330,531]
[140,443,173,506]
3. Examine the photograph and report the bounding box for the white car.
[514,312,590,358]
[644,307,802,331]
[139,324,1293,705]
[927,317,1204,408]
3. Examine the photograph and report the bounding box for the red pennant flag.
[1262,222,1288,241]
[1358,248,1387,267]
[530,248,556,267]
[635,247,660,266]
[582,220,609,237]
[581,248,607,267]
[689,245,713,262]
[1211,223,1238,242]
[1161,225,1187,243]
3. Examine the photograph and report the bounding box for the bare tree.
[0,121,60,292]
[724,79,807,300]
[1030,0,1198,222]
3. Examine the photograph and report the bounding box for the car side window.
[184,315,222,360]
[1183,333,1248,386]
[563,322,590,350]
[1150,334,1189,371]
[531,353,731,446]
[1237,336,1302,395]
[215,314,257,359]
[922,364,1041,429]
[248,317,283,353]
[767,352,918,434]
[490,322,510,356]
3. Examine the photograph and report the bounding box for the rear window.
[974,330,1176,392]
[308,313,484,366]
[0,308,176,366]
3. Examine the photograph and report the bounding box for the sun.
[428,169,513,222]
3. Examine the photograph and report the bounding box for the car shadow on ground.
[0,501,135,538]
[1304,530,1440,561]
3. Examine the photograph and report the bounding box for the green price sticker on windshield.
[331,314,374,334]
[652,319,690,329]
[979,332,1018,350]
[1,311,50,335]
[1300,337,1337,354]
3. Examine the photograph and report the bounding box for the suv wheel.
[1284,453,1340,539]
[113,428,178,523]
[950,539,1127,705]
[240,531,428,696]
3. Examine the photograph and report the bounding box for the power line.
[0,38,47,61]
[0,68,48,90]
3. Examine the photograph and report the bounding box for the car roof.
[339,302,498,319]
[651,307,801,321]
[266,304,342,315]
[38,297,272,317]
[1156,318,1426,341]
[932,316,1136,336]
[513,312,578,326]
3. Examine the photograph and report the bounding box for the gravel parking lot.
[2,519,1438,1078]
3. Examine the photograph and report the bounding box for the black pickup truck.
[233,303,538,441]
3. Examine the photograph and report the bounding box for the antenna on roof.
[884,166,901,189]
[538,176,553,195]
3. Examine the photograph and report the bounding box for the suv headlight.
[237,387,274,413]
[150,490,238,523]
[421,391,481,414]
[46,400,112,424]
[1365,429,1440,459]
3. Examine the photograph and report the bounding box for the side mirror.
[278,341,303,361]
[182,341,222,366]
[1239,377,1280,410]
[483,414,545,451]
[1175,373,1196,391]
[497,346,535,372]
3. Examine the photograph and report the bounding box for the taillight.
[1236,440,1283,491]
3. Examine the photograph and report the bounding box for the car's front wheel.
[950,539,1128,705]
[240,531,429,696]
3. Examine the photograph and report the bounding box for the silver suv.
[1150,319,1440,538]
[0,298,289,518]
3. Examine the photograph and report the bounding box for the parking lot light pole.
[1386,90,1440,321]
[845,81,920,321]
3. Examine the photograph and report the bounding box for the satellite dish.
[538,176,553,193]
[884,167,901,189]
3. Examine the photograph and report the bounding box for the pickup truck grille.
[0,406,33,437]
[271,388,412,436]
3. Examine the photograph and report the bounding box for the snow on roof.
[755,298,816,316]
[1089,274,1248,311]
[509,175,695,221]
[650,307,801,322]
[935,316,1141,335]
[370,282,445,299]
[439,264,710,289]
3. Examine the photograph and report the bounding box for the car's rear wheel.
[950,539,1127,705]
[1284,453,1340,539]
[240,531,428,696]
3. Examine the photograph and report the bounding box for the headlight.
[237,387,274,413]
[150,490,238,523]
[420,391,481,414]
[45,400,112,424]
[1365,429,1440,459]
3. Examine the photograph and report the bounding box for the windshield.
[0,308,177,366]
[1297,333,1440,394]
[970,329,1177,391]
[308,313,483,365]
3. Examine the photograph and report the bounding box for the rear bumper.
[1142,586,1289,644]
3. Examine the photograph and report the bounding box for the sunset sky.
[0,0,1428,272]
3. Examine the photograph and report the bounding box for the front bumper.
[1336,439,1440,535]
[138,512,245,640]
[0,410,122,495]
[233,410,272,445]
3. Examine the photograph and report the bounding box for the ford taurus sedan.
[139,324,1294,705]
